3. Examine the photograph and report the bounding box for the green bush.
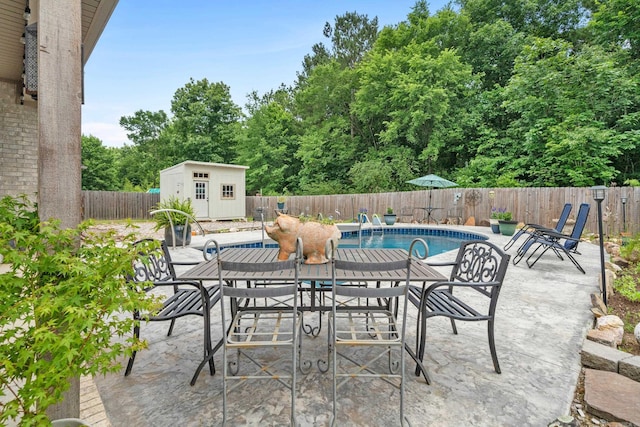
[0,195,158,425]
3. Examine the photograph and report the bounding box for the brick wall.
[0,80,38,197]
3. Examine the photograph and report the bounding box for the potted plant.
[384,207,397,225]
[152,196,196,246]
[277,195,287,210]
[0,195,157,426]
[497,210,518,236]
[489,208,502,234]
[276,187,289,210]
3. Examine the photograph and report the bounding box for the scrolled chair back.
[451,240,510,285]
[128,239,172,284]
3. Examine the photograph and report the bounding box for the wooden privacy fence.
[247,187,640,237]
[83,188,639,236]
[82,191,160,220]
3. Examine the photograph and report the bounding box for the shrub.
[0,195,158,425]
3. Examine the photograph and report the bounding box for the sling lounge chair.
[503,203,572,251]
[512,203,590,273]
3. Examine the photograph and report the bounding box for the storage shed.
[159,161,249,220]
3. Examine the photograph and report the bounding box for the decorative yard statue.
[265,213,340,264]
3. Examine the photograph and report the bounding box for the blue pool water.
[338,228,487,256]
[339,234,462,255]
[213,228,487,257]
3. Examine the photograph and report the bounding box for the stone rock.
[464,216,475,226]
[477,218,489,227]
[590,307,607,318]
[581,340,628,371]
[264,213,340,264]
[591,293,607,315]
[586,329,618,348]
[605,242,621,257]
[611,256,630,268]
[605,261,622,272]
[619,355,640,382]
[584,369,640,426]
[601,270,616,301]
[635,323,640,345]
[595,315,624,346]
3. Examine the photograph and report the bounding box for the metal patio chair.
[503,203,572,251]
[408,240,510,384]
[215,239,303,426]
[329,242,416,426]
[125,239,220,385]
[512,203,590,273]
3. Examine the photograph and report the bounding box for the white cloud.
[82,122,129,148]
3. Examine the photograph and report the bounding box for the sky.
[81,1,449,148]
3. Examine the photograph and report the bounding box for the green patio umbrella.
[406,174,458,207]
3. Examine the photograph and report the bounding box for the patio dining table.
[178,247,446,382]
[179,247,444,286]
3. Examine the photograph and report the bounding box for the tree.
[354,37,475,184]
[588,0,640,60]
[81,135,119,190]
[236,92,302,195]
[324,11,379,69]
[456,0,587,41]
[502,38,638,186]
[170,78,242,164]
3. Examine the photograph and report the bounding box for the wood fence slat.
[82,187,638,236]
[245,187,639,236]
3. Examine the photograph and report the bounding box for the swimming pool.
[208,227,487,256]
[338,228,487,256]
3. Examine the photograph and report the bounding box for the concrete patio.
[89,225,602,426]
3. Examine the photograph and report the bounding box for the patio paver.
[90,225,601,426]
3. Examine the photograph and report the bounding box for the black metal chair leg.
[167,318,176,336]
[488,320,501,374]
[124,322,140,376]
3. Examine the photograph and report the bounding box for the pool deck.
[88,224,602,426]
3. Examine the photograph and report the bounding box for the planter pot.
[164,224,192,246]
[489,219,500,234]
[498,220,518,236]
[277,202,285,210]
[383,214,397,226]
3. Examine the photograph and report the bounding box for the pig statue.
[265,213,341,264]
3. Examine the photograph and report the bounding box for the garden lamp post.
[591,185,607,305]
[621,196,627,233]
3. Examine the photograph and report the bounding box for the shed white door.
[193,181,209,218]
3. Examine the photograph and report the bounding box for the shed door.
[193,181,209,218]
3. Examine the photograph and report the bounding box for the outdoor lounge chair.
[503,203,573,251]
[125,239,220,385]
[408,240,510,384]
[512,203,590,273]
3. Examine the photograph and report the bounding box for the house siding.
[0,81,38,197]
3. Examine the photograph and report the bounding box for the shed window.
[195,182,206,200]
[193,172,209,179]
[221,184,235,199]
